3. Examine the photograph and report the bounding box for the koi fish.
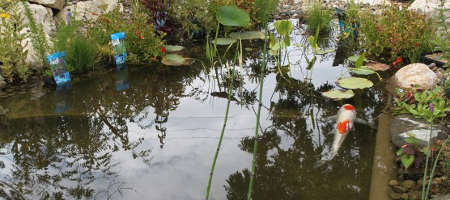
[316,104,357,167]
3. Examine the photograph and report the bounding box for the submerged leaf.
[229,31,265,40]
[322,89,354,100]
[337,77,374,89]
[165,45,184,52]
[161,54,194,66]
[216,6,250,27]
[213,38,236,45]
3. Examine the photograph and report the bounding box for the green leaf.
[307,36,318,49]
[321,89,354,100]
[314,48,334,55]
[347,55,360,63]
[213,38,236,45]
[229,31,266,40]
[274,20,293,36]
[404,136,421,145]
[355,53,366,68]
[161,54,194,66]
[216,6,250,27]
[165,45,184,52]
[350,67,376,75]
[396,149,404,156]
[337,77,374,89]
[401,154,414,169]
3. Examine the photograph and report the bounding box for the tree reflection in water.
[0,65,203,199]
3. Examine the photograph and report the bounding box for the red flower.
[92,12,97,16]
[392,57,402,66]
[416,42,420,47]
[160,46,166,53]
[140,35,145,40]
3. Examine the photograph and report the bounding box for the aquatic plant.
[270,20,293,73]
[85,1,164,64]
[358,6,434,64]
[21,1,50,68]
[346,53,382,80]
[430,0,449,69]
[65,36,99,73]
[305,2,332,35]
[0,1,29,82]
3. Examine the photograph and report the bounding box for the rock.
[390,191,402,200]
[402,180,416,190]
[408,191,420,200]
[56,0,122,24]
[0,105,7,115]
[28,0,65,10]
[401,193,409,200]
[432,194,450,200]
[390,179,400,186]
[0,75,6,89]
[409,0,450,16]
[394,63,438,90]
[392,185,408,193]
[391,114,448,148]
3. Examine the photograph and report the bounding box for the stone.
[402,180,416,190]
[390,191,402,200]
[409,0,450,16]
[408,191,420,200]
[28,0,65,10]
[392,185,408,193]
[0,75,6,89]
[394,63,438,90]
[56,0,122,24]
[389,179,400,186]
[391,114,448,148]
[401,193,409,200]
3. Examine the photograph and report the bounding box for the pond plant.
[0,1,29,82]
[305,2,332,36]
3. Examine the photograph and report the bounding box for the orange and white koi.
[328,104,357,160]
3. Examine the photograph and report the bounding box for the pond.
[0,20,387,200]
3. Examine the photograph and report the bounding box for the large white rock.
[28,0,65,10]
[56,0,122,23]
[394,63,438,90]
[408,0,450,15]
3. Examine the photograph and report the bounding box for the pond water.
[0,20,387,200]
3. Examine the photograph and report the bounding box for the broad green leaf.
[401,154,414,169]
[161,54,194,66]
[213,38,236,45]
[321,89,354,100]
[350,67,376,75]
[314,48,334,55]
[396,149,404,156]
[307,36,318,49]
[337,77,374,89]
[355,53,366,68]
[347,55,360,62]
[216,6,250,27]
[165,45,184,52]
[229,31,265,40]
[274,20,293,36]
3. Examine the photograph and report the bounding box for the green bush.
[65,36,99,73]
[85,1,164,64]
[0,1,30,82]
[358,6,435,63]
[305,2,332,35]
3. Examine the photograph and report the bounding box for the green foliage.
[216,5,250,27]
[65,36,99,73]
[21,1,50,68]
[52,19,82,53]
[169,0,216,39]
[0,1,29,82]
[394,85,450,123]
[431,4,449,68]
[255,0,279,25]
[305,2,332,35]
[358,6,434,64]
[85,3,164,64]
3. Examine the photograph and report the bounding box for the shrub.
[0,1,30,82]
[305,2,332,35]
[86,1,165,64]
[65,36,99,73]
[358,6,435,63]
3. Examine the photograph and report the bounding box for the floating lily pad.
[314,48,334,55]
[337,77,374,89]
[161,54,194,66]
[213,38,236,45]
[322,89,354,100]
[216,6,250,27]
[350,67,376,75]
[230,31,265,40]
[165,45,184,52]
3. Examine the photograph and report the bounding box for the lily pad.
[322,89,354,100]
[216,6,250,27]
[230,31,265,40]
[161,54,194,66]
[337,77,374,89]
[350,67,376,75]
[165,45,184,52]
[213,38,236,45]
[367,62,390,71]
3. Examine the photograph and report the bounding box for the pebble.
[389,179,399,186]
[402,180,416,190]
[390,192,402,200]
[393,185,408,193]
[401,193,409,200]
[408,191,420,200]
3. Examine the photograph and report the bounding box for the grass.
[305,2,332,35]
